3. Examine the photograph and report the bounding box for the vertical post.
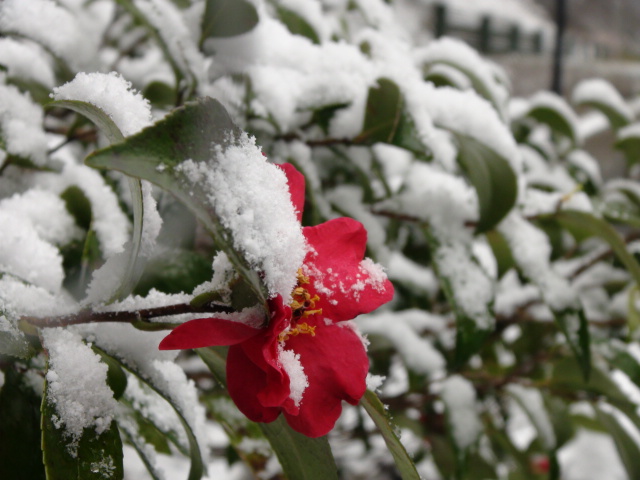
[509,25,520,52]
[532,31,543,54]
[551,0,567,94]
[434,4,447,38]
[479,16,491,53]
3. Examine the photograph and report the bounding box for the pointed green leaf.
[553,307,591,381]
[615,125,640,166]
[358,78,403,144]
[361,390,421,480]
[595,406,640,480]
[94,348,204,480]
[554,209,640,287]
[454,133,518,232]
[201,0,259,42]
[527,104,578,147]
[87,97,267,310]
[0,367,45,480]
[276,6,320,44]
[48,100,124,144]
[259,418,339,480]
[48,99,146,302]
[42,378,124,480]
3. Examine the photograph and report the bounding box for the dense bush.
[2,1,640,479]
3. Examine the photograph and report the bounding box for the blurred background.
[403,0,640,97]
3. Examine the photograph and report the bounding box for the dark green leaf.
[527,105,577,147]
[42,377,124,480]
[201,0,259,42]
[554,210,640,287]
[134,249,213,296]
[144,81,178,108]
[553,307,590,381]
[276,6,320,44]
[61,186,93,231]
[361,390,421,480]
[615,128,640,166]
[486,230,515,278]
[260,418,339,480]
[595,406,640,480]
[454,133,518,232]
[358,78,403,144]
[93,349,128,400]
[94,347,205,480]
[575,100,630,131]
[47,100,124,144]
[0,367,45,480]
[49,99,147,302]
[87,97,267,311]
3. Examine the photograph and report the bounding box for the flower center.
[278,269,322,343]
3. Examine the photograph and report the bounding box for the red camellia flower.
[159,163,394,437]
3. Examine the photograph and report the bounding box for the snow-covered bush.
[2,1,640,479]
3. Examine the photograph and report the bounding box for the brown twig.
[22,302,235,329]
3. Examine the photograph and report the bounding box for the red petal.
[226,344,281,423]
[277,163,305,222]
[158,317,261,350]
[282,320,369,437]
[303,218,394,322]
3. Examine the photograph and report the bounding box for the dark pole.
[551,0,567,94]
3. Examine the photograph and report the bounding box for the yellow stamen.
[278,322,316,342]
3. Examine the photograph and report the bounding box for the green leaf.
[197,347,339,480]
[361,390,421,480]
[554,209,640,288]
[0,367,45,480]
[42,378,124,480]
[454,133,518,232]
[94,348,205,480]
[134,249,213,296]
[574,100,631,131]
[615,126,640,166]
[553,307,591,381]
[276,6,320,44]
[93,349,128,400]
[595,406,640,480]
[48,99,147,302]
[201,0,259,42]
[87,97,267,310]
[48,100,124,144]
[358,78,403,144]
[260,418,339,480]
[421,59,505,118]
[527,104,577,147]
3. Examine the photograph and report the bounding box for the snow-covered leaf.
[42,382,124,480]
[572,78,633,131]
[527,103,578,147]
[87,97,271,310]
[49,98,148,303]
[595,405,640,480]
[615,123,640,166]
